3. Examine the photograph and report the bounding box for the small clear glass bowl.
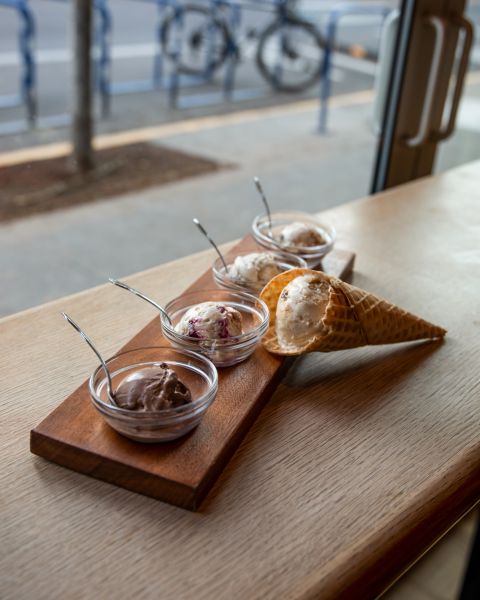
[252,210,336,268]
[161,289,269,367]
[212,249,307,295]
[89,347,218,443]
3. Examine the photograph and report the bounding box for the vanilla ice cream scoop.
[175,302,243,339]
[278,222,326,248]
[228,252,281,288]
[276,274,330,348]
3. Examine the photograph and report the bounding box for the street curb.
[0,90,374,168]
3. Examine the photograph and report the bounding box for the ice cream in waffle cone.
[260,269,446,356]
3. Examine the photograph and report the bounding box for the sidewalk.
[0,90,376,317]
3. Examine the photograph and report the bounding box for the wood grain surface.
[30,239,355,510]
[2,161,480,600]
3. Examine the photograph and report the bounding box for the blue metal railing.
[0,0,36,124]
[93,0,180,115]
[0,0,395,134]
[46,0,116,116]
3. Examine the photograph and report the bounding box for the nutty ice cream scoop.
[276,274,330,349]
[260,268,446,356]
[279,222,326,248]
[115,364,192,411]
[228,252,281,287]
[175,302,243,339]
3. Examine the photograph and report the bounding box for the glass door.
[372,0,477,191]
[434,1,480,173]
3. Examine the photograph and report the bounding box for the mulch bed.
[0,142,227,223]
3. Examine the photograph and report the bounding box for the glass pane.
[0,0,401,316]
[435,1,480,172]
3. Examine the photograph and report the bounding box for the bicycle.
[160,0,326,93]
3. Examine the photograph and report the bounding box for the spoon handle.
[62,312,116,404]
[193,218,229,273]
[254,176,273,236]
[109,279,172,325]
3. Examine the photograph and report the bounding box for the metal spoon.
[61,312,117,405]
[193,217,229,273]
[109,278,172,325]
[253,176,273,237]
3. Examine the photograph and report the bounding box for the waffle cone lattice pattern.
[260,269,446,356]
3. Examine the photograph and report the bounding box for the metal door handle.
[405,15,446,147]
[433,15,473,141]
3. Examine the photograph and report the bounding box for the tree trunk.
[72,0,94,173]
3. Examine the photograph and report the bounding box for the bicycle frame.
[185,0,305,67]
[165,0,325,104]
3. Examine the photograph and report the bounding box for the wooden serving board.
[30,237,355,510]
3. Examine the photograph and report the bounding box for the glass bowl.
[212,249,307,295]
[161,289,269,367]
[252,210,336,268]
[89,347,218,443]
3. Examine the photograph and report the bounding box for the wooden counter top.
[2,160,480,599]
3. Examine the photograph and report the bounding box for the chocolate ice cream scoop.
[115,364,192,411]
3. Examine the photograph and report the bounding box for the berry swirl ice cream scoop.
[175,302,243,340]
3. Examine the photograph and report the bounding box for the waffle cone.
[260,269,446,355]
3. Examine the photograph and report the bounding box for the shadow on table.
[283,339,444,392]
[203,340,447,512]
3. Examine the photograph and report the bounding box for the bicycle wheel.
[160,4,230,76]
[256,17,325,93]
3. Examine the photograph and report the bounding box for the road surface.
[0,0,478,151]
